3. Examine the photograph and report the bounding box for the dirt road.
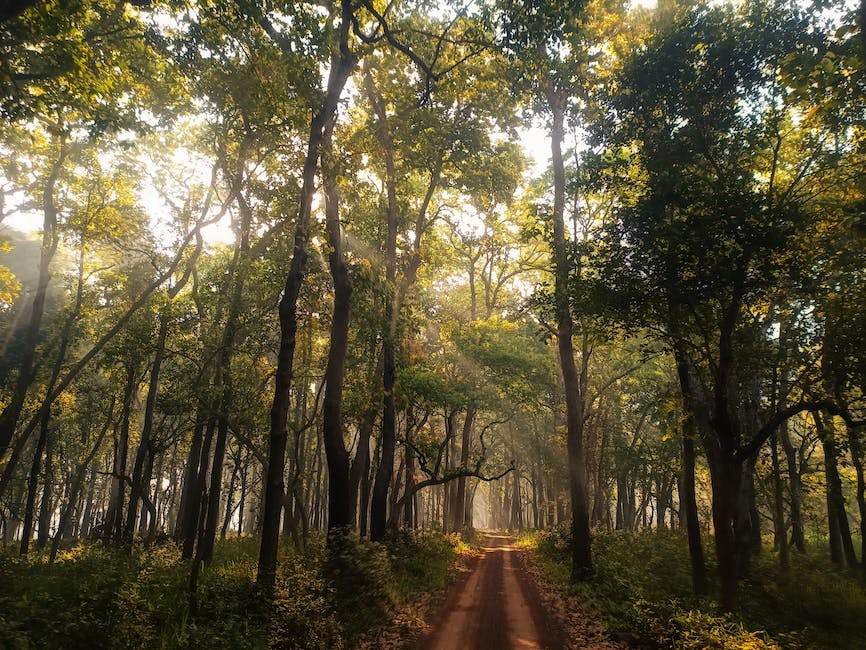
[419,534,562,650]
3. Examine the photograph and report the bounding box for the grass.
[521,527,866,649]
[0,530,464,649]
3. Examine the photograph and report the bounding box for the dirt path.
[419,534,562,650]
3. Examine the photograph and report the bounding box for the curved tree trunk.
[256,3,355,589]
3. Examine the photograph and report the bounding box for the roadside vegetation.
[0,531,466,649]
[520,528,866,649]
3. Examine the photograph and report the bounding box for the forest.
[1,0,865,648]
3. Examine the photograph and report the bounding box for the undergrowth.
[522,527,866,649]
[0,530,462,649]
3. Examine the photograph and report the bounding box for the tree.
[252,0,356,590]
[0,0,175,477]
[589,1,845,609]
[498,0,609,580]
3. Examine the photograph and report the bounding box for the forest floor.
[417,533,622,650]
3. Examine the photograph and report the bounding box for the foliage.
[271,547,342,650]
[526,528,866,649]
[0,531,464,648]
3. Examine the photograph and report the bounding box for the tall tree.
[254,0,356,590]
[590,1,846,609]
[499,0,597,580]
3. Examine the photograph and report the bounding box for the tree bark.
[125,311,169,546]
[19,410,48,555]
[771,430,789,570]
[780,421,806,551]
[350,406,375,530]
[321,116,353,534]
[176,410,205,542]
[815,412,858,569]
[256,1,355,589]
[708,450,741,612]
[35,426,53,549]
[735,454,760,576]
[106,363,138,544]
[182,415,215,560]
[548,89,592,580]
[455,407,476,532]
[846,424,866,583]
[368,65,400,543]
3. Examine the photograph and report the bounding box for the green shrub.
[386,529,458,597]
[626,598,779,649]
[112,544,189,647]
[190,541,268,649]
[271,549,341,650]
[324,532,398,640]
[1,545,140,648]
[1,531,463,649]
[526,528,866,649]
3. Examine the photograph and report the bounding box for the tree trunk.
[257,5,355,589]
[360,443,373,537]
[780,421,805,551]
[455,408,475,532]
[404,439,415,528]
[846,424,866,583]
[708,450,741,612]
[593,427,609,528]
[80,461,98,541]
[19,410,49,555]
[362,65,396,539]
[548,91,592,580]
[321,120,353,534]
[125,311,169,546]
[200,411,228,561]
[36,427,53,549]
[237,453,247,538]
[182,415,216,560]
[815,412,858,569]
[350,406,375,529]
[735,454,760,576]
[771,430,789,570]
[510,467,521,530]
[531,466,540,529]
[176,410,205,542]
[221,453,240,540]
[106,363,137,544]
